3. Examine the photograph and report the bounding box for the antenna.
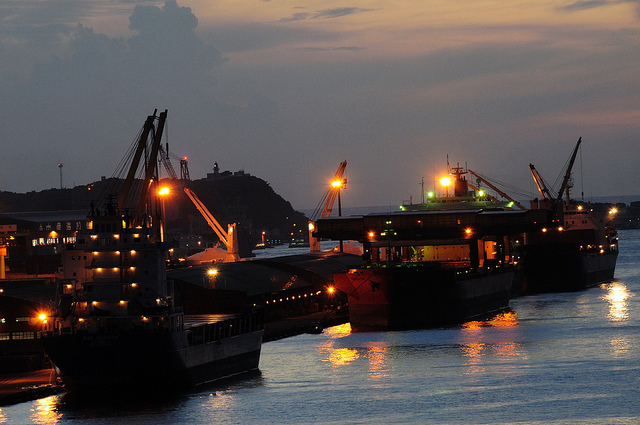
[58,163,64,189]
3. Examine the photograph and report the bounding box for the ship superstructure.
[401,164,522,212]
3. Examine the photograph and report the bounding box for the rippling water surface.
[2,231,639,424]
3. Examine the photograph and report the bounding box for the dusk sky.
[1,0,639,210]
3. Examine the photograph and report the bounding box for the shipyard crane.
[556,137,582,204]
[319,161,348,219]
[529,163,553,200]
[467,169,527,210]
[116,109,167,225]
[183,187,239,262]
[529,137,582,204]
[180,157,191,181]
[309,161,347,252]
[152,144,235,259]
[159,144,179,180]
[155,139,235,260]
[466,182,504,204]
[116,112,156,214]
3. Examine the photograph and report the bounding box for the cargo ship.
[518,202,618,293]
[42,110,263,393]
[400,163,525,212]
[315,208,554,331]
[518,138,618,293]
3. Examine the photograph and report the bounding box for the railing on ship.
[186,312,264,346]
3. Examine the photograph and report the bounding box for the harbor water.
[2,231,639,424]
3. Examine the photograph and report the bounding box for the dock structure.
[167,251,361,320]
[313,208,556,243]
[313,208,556,278]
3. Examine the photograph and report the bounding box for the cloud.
[280,12,310,23]
[0,0,96,27]
[292,46,365,52]
[1,0,639,207]
[280,7,374,22]
[562,0,610,11]
[0,1,244,193]
[561,0,640,16]
[311,7,374,19]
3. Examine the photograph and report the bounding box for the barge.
[315,208,554,330]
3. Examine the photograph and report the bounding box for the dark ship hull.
[333,265,514,331]
[43,314,263,393]
[519,243,618,293]
[42,110,265,395]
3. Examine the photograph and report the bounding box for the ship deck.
[184,314,240,328]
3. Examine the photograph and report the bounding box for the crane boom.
[309,161,347,252]
[159,144,178,180]
[133,110,167,220]
[320,161,347,218]
[117,111,157,212]
[183,187,239,262]
[556,137,582,203]
[467,169,527,210]
[529,163,552,200]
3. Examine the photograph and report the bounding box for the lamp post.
[440,176,451,197]
[158,187,170,242]
[332,178,347,252]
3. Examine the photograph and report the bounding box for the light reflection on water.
[29,397,61,425]
[366,346,390,380]
[319,323,391,379]
[459,310,525,375]
[603,281,633,322]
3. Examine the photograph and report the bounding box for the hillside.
[0,174,310,253]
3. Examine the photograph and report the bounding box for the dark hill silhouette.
[0,174,309,256]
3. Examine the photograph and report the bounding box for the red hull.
[334,265,514,330]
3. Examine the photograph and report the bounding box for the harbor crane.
[183,187,239,262]
[159,144,178,180]
[158,152,237,261]
[529,137,582,208]
[309,161,347,252]
[146,123,235,261]
[556,137,582,204]
[319,161,348,219]
[116,109,167,226]
[529,163,553,201]
[467,169,527,210]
